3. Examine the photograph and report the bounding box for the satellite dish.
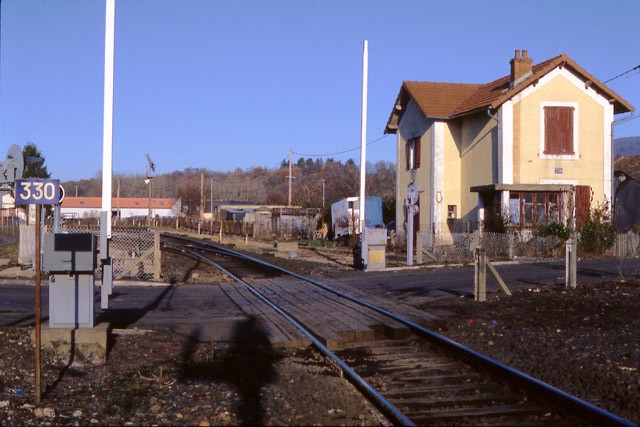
[0,145,25,184]
[145,154,156,173]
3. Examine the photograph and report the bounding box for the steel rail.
[162,234,636,427]
[164,242,414,426]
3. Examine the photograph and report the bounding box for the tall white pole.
[102,0,115,239]
[358,40,368,234]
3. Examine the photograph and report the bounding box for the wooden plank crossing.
[319,277,444,329]
[219,282,309,348]
[219,275,443,349]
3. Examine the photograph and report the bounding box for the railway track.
[162,233,635,426]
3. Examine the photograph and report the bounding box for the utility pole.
[117,179,121,221]
[288,149,292,207]
[200,171,205,222]
[210,175,214,234]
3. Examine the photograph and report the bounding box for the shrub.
[579,203,616,255]
[537,221,572,242]
[482,206,509,233]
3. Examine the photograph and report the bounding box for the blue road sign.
[15,179,61,205]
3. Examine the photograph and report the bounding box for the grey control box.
[43,233,97,273]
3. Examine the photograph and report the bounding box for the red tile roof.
[385,53,634,134]
[61,197,177,210]
[615,156,640,182]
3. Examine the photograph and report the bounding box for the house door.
[575,185,591,230]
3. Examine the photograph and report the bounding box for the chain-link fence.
[41,225,157,279]
[416,230,566,264]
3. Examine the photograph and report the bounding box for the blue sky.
[1,0,639,182]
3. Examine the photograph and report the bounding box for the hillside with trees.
[62,158,397,223]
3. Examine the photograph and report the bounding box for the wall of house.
[458,114,498,228]
[440,122,462,235]
[513,68,609,206]
[396,99,432,238]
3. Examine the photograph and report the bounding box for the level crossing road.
[1,257,639,329]
[318,257,640,299]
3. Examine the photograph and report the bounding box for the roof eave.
[489,54,634,114]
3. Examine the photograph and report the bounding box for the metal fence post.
[154,230,161,281]
[474,247,487,302]
[566,238,577,289]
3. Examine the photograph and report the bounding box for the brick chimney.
[510,49,533,88]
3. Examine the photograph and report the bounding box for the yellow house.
[385,50,633,240]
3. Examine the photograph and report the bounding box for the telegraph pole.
[210,176,214,234]
[288,150,292,207]
[200,171,205,221]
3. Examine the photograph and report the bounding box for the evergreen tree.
[22,143,50,179]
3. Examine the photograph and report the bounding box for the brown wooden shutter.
[414,137,421,168]
[575,185,591,230]
[544,106,574,155]
[558,107,574,154]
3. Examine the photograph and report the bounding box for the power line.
[293,134,391,157]
[605,64,640,83]
[614,114,640,126]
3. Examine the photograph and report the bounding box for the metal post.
[474,247,487,302]
[102,0,115,240]
[566,238,577,289]
[153,230,161,281]
[407,205,414,266]
[147,176,152,227]
[358,40,368,235]
[100,0,115,310]
[34,204,42,403]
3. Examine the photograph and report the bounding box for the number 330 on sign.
[15,179,60,205]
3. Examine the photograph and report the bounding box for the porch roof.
[470,183,575,193]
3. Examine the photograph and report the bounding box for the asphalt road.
[2,257,639,330]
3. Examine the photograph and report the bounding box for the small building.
[61,197,181,220]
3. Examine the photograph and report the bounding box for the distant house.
[61,197,181,219]
[614,155,640,232]
[385,50,633,241]
[209,201,321,239]
[330,197,384,238]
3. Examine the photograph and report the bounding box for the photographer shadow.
[180,316,279,425]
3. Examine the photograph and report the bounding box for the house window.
[509,191,562,227]
[447,205,457,219]
[541,103,578,158]
[405,137,421,170]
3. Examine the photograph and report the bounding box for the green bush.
[537,221,572,242]
[579,203,616,255]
